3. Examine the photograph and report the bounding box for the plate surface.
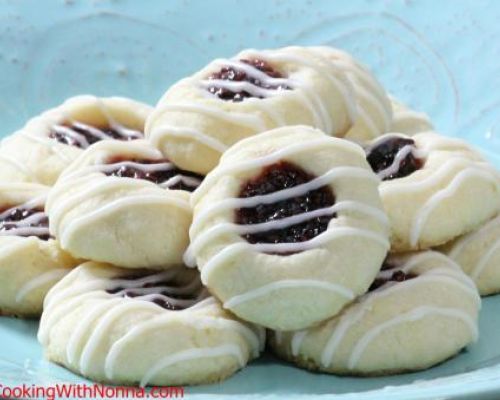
[0,0,499,399]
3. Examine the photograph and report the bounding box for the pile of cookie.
[0,46,499,386]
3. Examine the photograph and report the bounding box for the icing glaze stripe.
[223,279,355,310]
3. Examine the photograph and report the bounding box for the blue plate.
[0,1,499,399]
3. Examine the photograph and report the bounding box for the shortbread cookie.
[389,98,433,135]
[440,215,500,296]
[0,95,152,185]
[0,183,79,317]
[185,126,390,330]
[365,131,500,251]
[46,140,196,269]
[146,46,391,174]
[270,251,480,376]
[38,262,264,386]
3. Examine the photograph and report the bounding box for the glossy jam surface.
[236,161,335,246]
[207,58,291,101]
[366,136,424,180]
[103,157,204,192]
[0,206,50,241]
[369,262,417,291]
[49,121,143,149]
[106,272,202,311]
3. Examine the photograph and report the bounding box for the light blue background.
[0,1,499,399]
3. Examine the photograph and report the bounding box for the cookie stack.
[0,46,498,386]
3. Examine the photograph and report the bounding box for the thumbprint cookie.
[38,262,264,386]
[46,140,198,269]
[270,251,480,376]
[185,125,390,330]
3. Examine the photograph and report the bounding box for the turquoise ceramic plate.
[0,1,499,399]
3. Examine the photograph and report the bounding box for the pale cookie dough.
[0,95,152,185]
[46,140,196,269]
[146,46,391,175]
[440,214,500,296]
[185,125,390,331]
[389,97,433,135]
[365,131,500,251]
[38,262,264,386]
[0,183,79,317]
[270,251,480,376]
[306,47,392,142]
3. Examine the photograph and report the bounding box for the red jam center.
[369,262,417,291]
[207,58,291,102]
[103,157,204,192]
[106,272,203,311]
[235,161,335,247]
[366,136,424,180]
[0,206,50,241]
[49,122,143,149]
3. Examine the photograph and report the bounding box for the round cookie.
[440,215,500,296]
[0,183,79,317]
[146,46,391,175]
[0,95,152,185]
[270,251,480,376]
[185,125,390,330]
[365,131,500,251]
[38,262,264,386]
[389,97,433,135]
[46,140,197,269]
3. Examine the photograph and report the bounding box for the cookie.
[0,183,79,317]
[0,95,152,185]
[270,251,480,376]
[185,125,389,330]
[440,215,500,296]
[46,140,195,269]
[389,97,433,135]
[146,46,391,175]
[365,131,500,251]
[38,262,264,386]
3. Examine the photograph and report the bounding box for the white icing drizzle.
[471,239,500,280]
[0,153,34,176]
[139,344,244,387]
[151,125,228,153]
[410,168,499,247]
[15,269,69,303]
[310,48,390,137]
[223,279,355,310]
[198,226,389,285]
[186,201,388,265]
[92,160,201,190]
[347,306,478,369]
[105,315,261,381]
[192,136,367,203]
[376,144,426,180]
[0,196,50,239]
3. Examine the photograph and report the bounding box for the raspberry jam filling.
[49,121,143,149]
[366,136,424,180]
[106,271,204,311]
[207,58,291,102]
[235,161,335,248]
[369,262,417,291]
[0,205,51,241]
[102,157,204,192]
